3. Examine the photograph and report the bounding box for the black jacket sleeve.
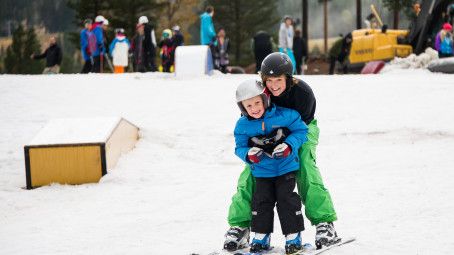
[33,50,47,60]
[291,80,316,125]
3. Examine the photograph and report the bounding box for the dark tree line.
[3,25,43,74]
[205,0,280,65]
[0,0,75,36]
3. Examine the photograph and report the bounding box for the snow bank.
[381,47,439,73]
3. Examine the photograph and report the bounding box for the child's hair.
[206,6,214,14]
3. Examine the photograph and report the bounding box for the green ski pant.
[227,119,337,228]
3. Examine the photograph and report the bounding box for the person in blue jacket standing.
[200,6,216,45]
[80,19,93,73]
[91,15,107,73]
[234,79,308,254]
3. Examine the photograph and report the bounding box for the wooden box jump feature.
[24,117,139,189]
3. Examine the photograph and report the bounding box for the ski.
[297,237,356,255]
[232,246,276,255]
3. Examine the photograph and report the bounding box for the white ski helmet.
[236,79,270,116]
[95,15,105,23]
[103,19,109,25]
[138,16,149,24]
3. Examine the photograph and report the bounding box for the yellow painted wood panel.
[29,145,102,187]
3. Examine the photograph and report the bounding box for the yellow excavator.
[349,5,412,64]
[349,0,453,65]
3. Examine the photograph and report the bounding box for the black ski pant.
[92,56,101,73]
[295,56,303,75]
[143,52,157,72]
[329,56,348,75]
[81,60,92,74]
[251,171,304,235]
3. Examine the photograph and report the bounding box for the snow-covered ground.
[1,70,453,254]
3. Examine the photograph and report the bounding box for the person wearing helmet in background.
[200,6,216,45]
[91,15,106,73]
[138,16,157,72]
[102,18,110,53]
[158,29,175,73]
[233,79,308,254]
[172,25,184,47]
[131,23,146,72]
[80,19,93,73]
[109,28,130,73]
[224,52,339,252]
[278,16,297,74]
[435,23,454,58]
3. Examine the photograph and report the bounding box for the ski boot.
[315,222,340,249]
[249,233,271,253]
[285,232,302,254]
[223,227,250,251]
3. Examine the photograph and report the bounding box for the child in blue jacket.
[233,79,308,254]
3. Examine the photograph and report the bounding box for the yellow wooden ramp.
[24,117,139,189]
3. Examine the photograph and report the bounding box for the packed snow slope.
[0,71,453,255]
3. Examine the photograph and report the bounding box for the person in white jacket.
[278,16,297,74]
[109,28,130,73]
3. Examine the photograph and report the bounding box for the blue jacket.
[109,36,130,56]
[80,29,90,61]
[234,105,308,178]
[92,23,104,57]
[200,12,216,45]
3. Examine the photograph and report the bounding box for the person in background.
[158,29,175,73]
[252,31,274,73]
[279,16,297,74]
[80,19,93,73]
[212,28,230,73]
[364,13,379,29]
[408,2,421,33]
[172,25,184,47]
[200,6,216,45]
[131,23,146,72]
[31,36,62,74]
[138,16,157,72]
[293,29,307,75]
[435,23,454,58]
[91,15,106,73]
[328,33,352,75]
[109,28,130,73]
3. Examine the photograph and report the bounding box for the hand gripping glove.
[247,147,264,163]
[272,143,291,159]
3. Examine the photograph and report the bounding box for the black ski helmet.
[260,52,293,79]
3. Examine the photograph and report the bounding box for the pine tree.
[205,0,279,66]
[108,0,164,38]
[382,0,414,29]
[4,25,43,74]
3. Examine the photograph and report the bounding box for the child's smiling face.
[265,75,286,97]
[242,95,265,119]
